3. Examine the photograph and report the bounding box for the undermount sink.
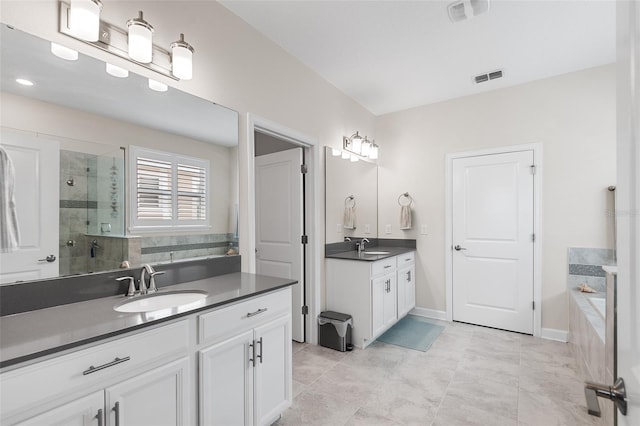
[114,290,208,313]
[362,251,391,255]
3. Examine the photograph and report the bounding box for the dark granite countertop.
[0,272,296,368]
[325,246,415,261]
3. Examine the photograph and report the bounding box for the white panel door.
[105,358,190,426]
[0,131,59,284]
[452,150,534,334]
[16,391,104,426]
[255,149,304,342]
[616,0,639,423]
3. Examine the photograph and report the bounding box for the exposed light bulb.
[51,42,78,61]
[69,0,102,42]
[106,63,129,78]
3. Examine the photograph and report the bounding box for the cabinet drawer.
[1,320,189,418]
[397,251,415,267]
[371,257,397,276]
[199,288,290,345]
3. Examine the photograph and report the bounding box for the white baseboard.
[410,307,448,321]
[541,328,568,342]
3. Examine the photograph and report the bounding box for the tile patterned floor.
[276,319,601,426]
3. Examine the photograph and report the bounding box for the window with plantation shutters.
[130,146,209,230]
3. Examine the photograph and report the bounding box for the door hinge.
[300,164,308,174]
[302,305,309,315]
[530,164,537,175]
[532,233,536,242]
[301,235,308,244]
[532,301,535,310]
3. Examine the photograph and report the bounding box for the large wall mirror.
[325,146,377,244]
[0,25,239,284]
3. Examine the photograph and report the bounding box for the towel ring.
[398,192,413,207]
[345,195,356,208]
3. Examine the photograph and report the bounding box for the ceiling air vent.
[448,0,490,23]
[473,69,504,84]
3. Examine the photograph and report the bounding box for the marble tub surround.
[0,256,240,317]
[567,247,616,292]
[282,320,598,426]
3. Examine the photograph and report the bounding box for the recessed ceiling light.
[106,63,129,78]
[148,79,168,92]
[51,42,79,61]
[16,78,34,86]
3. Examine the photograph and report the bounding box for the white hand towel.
[0,146,20,252]
[400,205,412,230]
[343,205,356,230]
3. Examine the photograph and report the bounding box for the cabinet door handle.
[407,271,411,281]
[384,265,392,269]
[112,402,120,426]
[249,341,255,367]
[83,356,130,375]
[257,337,263,364]
[95,409,103,426]
[246,308,268,318]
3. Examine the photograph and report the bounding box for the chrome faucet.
[140,264,165,294]
[357,238,370,255]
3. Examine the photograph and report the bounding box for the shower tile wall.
[567,247,616,292]
[59,150,125,275]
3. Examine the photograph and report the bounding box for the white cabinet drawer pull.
[246,308,268,318]
[82,356,131,375]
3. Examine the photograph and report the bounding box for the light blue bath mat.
[376,315,444,352]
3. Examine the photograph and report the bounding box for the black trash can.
[318,311,353,352]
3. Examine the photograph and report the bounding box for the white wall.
[0,0,376,266]
[376,65,616,331]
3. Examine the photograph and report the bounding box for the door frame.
[244,113,321,344]
[444,142,543,337]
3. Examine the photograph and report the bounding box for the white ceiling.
[221,0,616,116]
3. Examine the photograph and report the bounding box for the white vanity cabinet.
[397,252,416,318]
[3,321,191,426]
[326,251,415,348]
[198,287,292,426]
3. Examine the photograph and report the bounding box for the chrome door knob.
[38,254,57,263]
[454,245,467,251]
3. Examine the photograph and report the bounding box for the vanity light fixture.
[69,0,102,42]
[331,148,341,157]
[58,1,195,82]
[343,132,378,160]
[369,142,379,160]
[170,34,194,80]
[127,11,154,63]
[106,63,129,78]
[361,136,372,157]
[51,42,78,61]
[148,78,168,92]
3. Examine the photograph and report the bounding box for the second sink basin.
[114,290,208,313]
[363,251,391,255]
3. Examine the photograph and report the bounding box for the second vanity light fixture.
[343,131,379,160]
[57,0,195,83]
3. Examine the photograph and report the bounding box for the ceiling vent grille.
[474,69,504,84]
[448,0,490,23]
